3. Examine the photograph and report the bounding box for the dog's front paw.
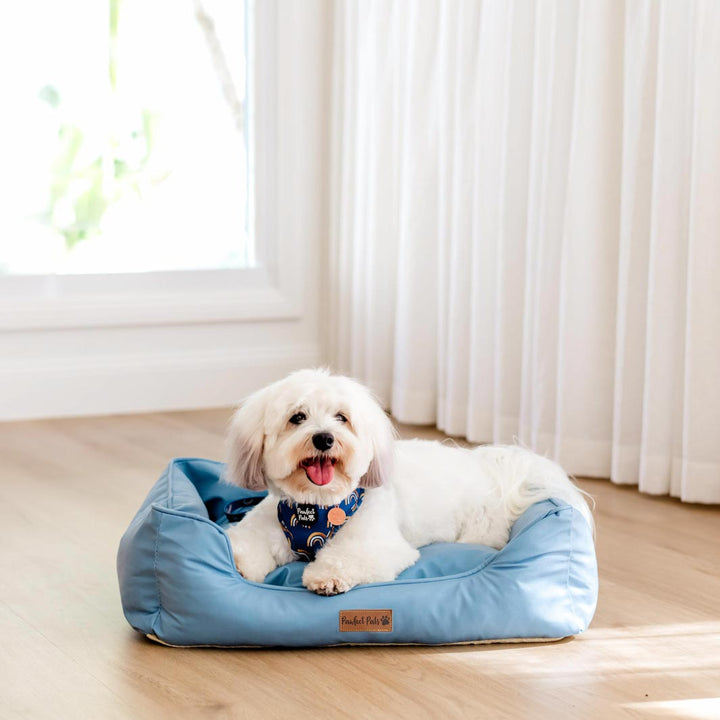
[302,563,355,596]
[227,531,278,583]
[304,575,354,596]
[233,549,276,583]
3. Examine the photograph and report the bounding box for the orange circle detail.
[327,507,347,526]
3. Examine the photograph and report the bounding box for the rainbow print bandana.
[277,489,365,560]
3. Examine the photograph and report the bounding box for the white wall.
[0,0,332,421]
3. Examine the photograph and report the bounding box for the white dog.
[225,369,592,595]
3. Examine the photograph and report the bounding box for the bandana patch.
[277,489,365,560]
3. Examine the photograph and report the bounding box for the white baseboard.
[0,343,321,421]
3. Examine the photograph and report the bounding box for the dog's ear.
[359,400,396,489]
[225,387,269,491]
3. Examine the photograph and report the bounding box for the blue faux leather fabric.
[117,458,598,647]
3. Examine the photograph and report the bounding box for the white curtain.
[327,0,720,503]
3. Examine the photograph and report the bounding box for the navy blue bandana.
[277,489,365,560]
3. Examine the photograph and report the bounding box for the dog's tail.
[482,445,595,534]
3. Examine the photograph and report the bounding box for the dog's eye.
[289,412,306,425]
[335,413,348,423]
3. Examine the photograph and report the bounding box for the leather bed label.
[339,610,393,632]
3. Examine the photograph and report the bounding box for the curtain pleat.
[328,0,720,503]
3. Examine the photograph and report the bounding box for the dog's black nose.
[312,432,334,451]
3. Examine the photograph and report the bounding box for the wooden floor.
[1,409,719,720]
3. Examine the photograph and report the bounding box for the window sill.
[0,266,301,330]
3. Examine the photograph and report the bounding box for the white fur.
[225,369,593,595]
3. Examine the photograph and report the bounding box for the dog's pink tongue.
[305,458,334,486]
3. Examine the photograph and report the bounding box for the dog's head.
[225,369,395,504]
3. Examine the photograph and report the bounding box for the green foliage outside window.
[39,0,168,251]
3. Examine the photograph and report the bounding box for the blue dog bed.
[117,458,598,647]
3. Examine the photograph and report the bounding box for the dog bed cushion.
[117,458,598,647]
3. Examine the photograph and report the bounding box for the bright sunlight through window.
[0,0,252,275]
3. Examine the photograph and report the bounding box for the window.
[0,0,323,419]
[0,0,253,275]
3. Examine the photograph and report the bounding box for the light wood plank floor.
[1,409,719,719]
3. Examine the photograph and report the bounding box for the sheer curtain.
[328,0,720,503]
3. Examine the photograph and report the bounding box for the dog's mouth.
[300,456,337,486]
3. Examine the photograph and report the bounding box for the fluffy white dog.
[225,369,592,595]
